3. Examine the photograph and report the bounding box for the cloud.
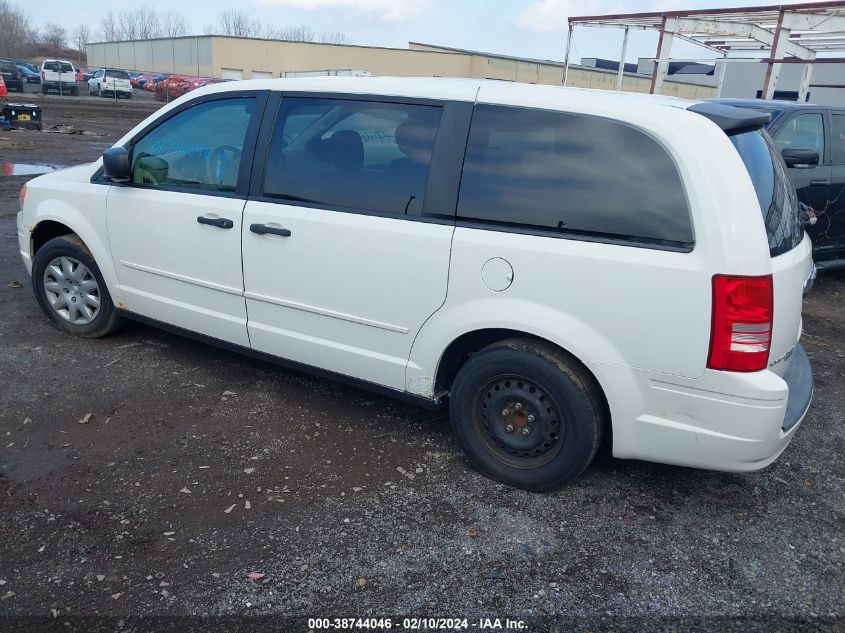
[517,0,613,33]
[257,0,426,21]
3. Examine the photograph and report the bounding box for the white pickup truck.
[40,59,78,95]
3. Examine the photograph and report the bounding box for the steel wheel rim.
[471,374,565,469]
[42,256,101,325]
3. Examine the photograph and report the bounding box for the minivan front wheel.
[449,339,603,491]
[32,235,122,338]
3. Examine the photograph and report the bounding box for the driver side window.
[772,113,825,161]
[130,97,256,193]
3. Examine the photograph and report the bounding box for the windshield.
[730,130,804,257]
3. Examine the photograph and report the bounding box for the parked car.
[0,59,24,93]
[154,75,217,101]
[712,99,845,267]
[131,72,156,89]
[75,67,94,82]
[88,68,133,98]
[144,74,170,92]
[0,73,6,101]
[40,59,78,95]
[17,78,814,490]
[17,64,40,83]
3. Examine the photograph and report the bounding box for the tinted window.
[730,130,803,256]
[106,70,129,79]
[831,114,845,164]
[457,105,693,248]
[263,97,442,215]
[772,113,824,158]
[131,97,255,192]
[44,61,74,73]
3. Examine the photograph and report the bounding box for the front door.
[771,111,833,249]
[242,94,467,391]
[826,111,845,247]
[107,93,263,346]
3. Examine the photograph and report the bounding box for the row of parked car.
[0,57,226,102]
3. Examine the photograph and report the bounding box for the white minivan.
[16,78,814,490]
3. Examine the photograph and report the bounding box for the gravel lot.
[0,92,843,632]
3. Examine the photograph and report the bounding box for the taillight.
[708,274,773,372]
[41,71,45,80]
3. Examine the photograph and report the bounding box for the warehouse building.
[85,36,715,99]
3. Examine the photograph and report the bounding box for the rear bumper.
[781,344,813,432]
[595,346,813,472]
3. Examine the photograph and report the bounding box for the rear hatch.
[729,129,812,377]
[687,102,811,378]
[104,70,131,91]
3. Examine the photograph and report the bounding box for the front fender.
[26,179,123,306]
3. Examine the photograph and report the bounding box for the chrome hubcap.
[43,256,101,325]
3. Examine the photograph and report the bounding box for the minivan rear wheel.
[32,235,122,338]
[449,339,603,491]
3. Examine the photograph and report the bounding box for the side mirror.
[782,148,819,168]
[103,147,131,182]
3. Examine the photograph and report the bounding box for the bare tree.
[100,11,120,41]
[264,24,314,42]
[0,0,36,57]
[319,31,349,45]
[217,9,262,38]
[135,6,161,39]
[40,22,67,49]
[160,10,189,37]
[72,23,91,51]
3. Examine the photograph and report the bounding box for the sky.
[35,0,818,65]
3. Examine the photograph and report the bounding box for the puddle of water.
[0,163,60,176]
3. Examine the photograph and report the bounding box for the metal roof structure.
[563,1,845,100]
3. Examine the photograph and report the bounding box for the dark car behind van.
[712,99,845,267]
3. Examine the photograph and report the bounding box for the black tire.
[32,235,122,338]
[71,86,78,96]
[41,85,48,94]
[449,338,604,491]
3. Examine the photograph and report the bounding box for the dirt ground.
[0,93,843,632]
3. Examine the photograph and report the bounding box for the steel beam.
[650,18,675,94]
[715,56,728,97]
[562,23,573,86]
[762,10,788,100]
[798,61,816,102]
[615,27,630,90]
[782,12,845,32]
[672,17,815,58]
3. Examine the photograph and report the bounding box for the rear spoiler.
[687,102,771,136]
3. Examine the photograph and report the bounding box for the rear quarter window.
[730,130,803,256]
[457,105,693,250]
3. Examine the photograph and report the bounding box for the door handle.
[197,215,234,229]
[810,180,830,188]
[250,223,291,237]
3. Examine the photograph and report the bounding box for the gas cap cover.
[481,257,514,292]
